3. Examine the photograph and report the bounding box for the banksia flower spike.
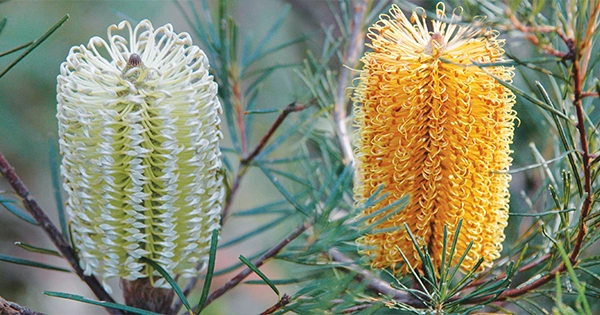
[354,3,515,274]
[57,19,223,294]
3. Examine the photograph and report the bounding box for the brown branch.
[505,8,567,58]
[330,245,554,307]
[466,252,554,288]
[241,101,310,165]
[232,77,247,156]
[582,91,599,98]
[333,0,370,165]
[0,153,120,315]
[219,171,243,225]
[194,222,310,312]
[259,294,291,315]
[0,296,45,315]
[220,100,311,224]
[567,35,593,265]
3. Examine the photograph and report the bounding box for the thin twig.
[219,173,243,224]
[582,91,598,98]
[0,41,33,58]
[221,100,312,224]
[0,15,69,79]
[0,153,120,315]
[0,295,45,315]
[505,8,567,58]
[328,248,418,305]
[194,222,310,312]
[567,31,593,266]
[232,77,247,156]
[332,0,370,165]
[259,294,291,315]
[241,101,310,165]
[466,252,553,288]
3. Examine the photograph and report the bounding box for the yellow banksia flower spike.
[57,20,224,292]
[354,3,515,274]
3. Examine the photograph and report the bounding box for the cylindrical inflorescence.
[57,20,223,291]
[354,3,516,274]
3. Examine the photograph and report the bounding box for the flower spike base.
[121,278,174,313]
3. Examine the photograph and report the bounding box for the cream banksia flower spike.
[57,20,223,293]
[354,3,515,274]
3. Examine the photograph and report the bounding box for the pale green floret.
[57,20,223,292]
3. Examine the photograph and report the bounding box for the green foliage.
[0,254,70,273]
[239,254,280,297]
[44,291,162,315]
[13,242,61,257]
[195,229,219,314]
[48,137,68,239]
[0,14,68,79]
[0,196,37,225]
